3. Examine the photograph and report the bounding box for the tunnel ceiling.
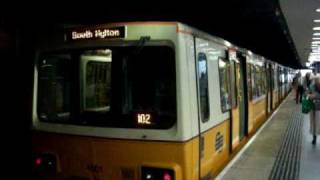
[280,0,320,67]
[2,0,302,68]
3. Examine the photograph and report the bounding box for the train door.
[237,53,248,140]
[278,67,282,102]
[265,63,271,115]
[268,63,273,112]
[195,37,231,179]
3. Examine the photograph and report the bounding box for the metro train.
[32,22,294,180]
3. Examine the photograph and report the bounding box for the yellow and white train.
[32,22,293,180]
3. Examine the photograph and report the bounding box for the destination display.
[65,26,126,41]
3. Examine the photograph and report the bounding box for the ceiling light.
[313,37,320,40]
[315,19,320,23]
[314,33,320,36]
[314,27,320,30]
[317,8,320,12]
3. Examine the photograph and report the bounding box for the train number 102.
[137,113,151,125]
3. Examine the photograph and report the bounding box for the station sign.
[65,26,126,41]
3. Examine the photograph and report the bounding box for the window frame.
[35,42,177,129]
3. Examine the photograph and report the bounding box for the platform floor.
[217,93,320,180]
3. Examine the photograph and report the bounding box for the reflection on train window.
[37,46,176,129]
[231,61,239,108]
[37,55,71,122]
[273,66,278,89]
[270,67,274,90]
[218,58,231,112]
[197,52,210,122]
[82,52,112,112]
[251,65,266,99]
[284,69,288,84]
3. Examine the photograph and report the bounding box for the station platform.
[216,93,320,180]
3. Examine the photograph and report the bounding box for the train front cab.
[31,22,289,180]
[32,22,197,180]
[31,22,242,180]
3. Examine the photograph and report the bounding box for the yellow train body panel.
[200,120,230,178]
[32,121,232,180]
[32,132,199,180]
[231,108,240,149]
[248,97,267,134]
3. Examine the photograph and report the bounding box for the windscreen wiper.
[132,36,151,55]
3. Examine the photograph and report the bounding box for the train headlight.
[141,166,174,180]
[32,152,57,172]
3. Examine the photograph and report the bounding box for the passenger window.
[273,67,278,89]
[197,52,210,122]
[251,65,266,99]
[218,58,231,112]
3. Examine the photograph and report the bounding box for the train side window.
[232,61,239,108]
[273,66,278,89]
[218,58,231,112]
[251,65,266,99]
[197,52,210,122]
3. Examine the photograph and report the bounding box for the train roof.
[63,21,291,69]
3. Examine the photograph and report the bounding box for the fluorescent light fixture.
[314,33,320,36]
[314,27,320,31]
[312,41,320,44]
[225,41,232,47]
[315,19,320,23]
[313,37,320,40]
[317,8,320,12]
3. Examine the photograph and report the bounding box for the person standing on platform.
[307,76,320,145]
[292,74,298,100]
[296,72,304,104]
[303,72,312,92]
